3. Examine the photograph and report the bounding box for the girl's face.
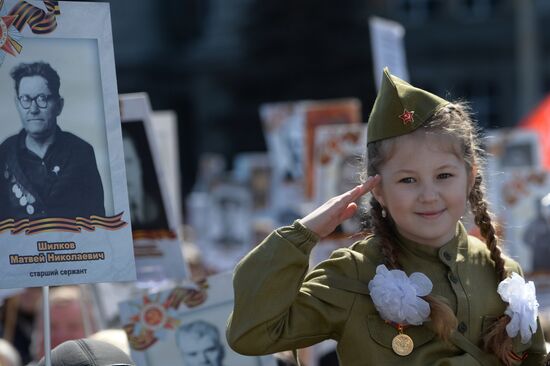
[373,132,475,248]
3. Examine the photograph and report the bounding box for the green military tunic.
[227,221,547,365]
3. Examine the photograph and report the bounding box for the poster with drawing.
[120,93,187,282]
[119,272,277,366]
[0,1,135,288]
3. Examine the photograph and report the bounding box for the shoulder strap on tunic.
[323,274,371,295]
[450,331,498,365]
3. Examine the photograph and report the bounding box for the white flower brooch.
[497,272,539,343]
[368,264,433,325]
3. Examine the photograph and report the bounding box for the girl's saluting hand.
[299,175,381,238]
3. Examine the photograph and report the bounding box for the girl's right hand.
[299,175,381,238]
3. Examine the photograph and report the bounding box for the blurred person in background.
[36,338,134,366]
[28,286,98,364]
[0,338,22,366]
[0,288,41,365]
[89,328,130,356]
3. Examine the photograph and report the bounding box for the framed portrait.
[119,272,277,366]
[483,129,545,248]
[313,123,368,237]
[0,1,135,288]
[201,182,253,273]
[232,152,272,214]
[260,101,309,183]
[304,99,362,199]
[260,101,310,226]
[120,93,187,282]
[495,170,550,276]
[485,128,542,172]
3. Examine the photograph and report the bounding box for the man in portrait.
[0,61,105,220]
[175,320,225,366]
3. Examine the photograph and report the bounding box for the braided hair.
[362,102,513,363]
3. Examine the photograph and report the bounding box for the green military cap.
[367,67,449,143]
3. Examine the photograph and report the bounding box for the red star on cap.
[399,109,415,125]
[0,15,18,57]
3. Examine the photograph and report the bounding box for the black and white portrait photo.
[0,61,105,220]
[175,320,226,366]
[121,121,169,231]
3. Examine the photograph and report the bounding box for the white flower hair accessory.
[497,272,539,344]
[368,264,433,325]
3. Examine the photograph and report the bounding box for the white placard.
[0,1,136,288]
[120,93,188,282]
[369,16,409,90]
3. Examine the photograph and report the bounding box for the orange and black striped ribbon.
[0,212,127,235]
[132,229,177,241]
[8,0,60,34]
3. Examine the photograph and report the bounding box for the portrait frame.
[0,1,136,288]
[120,93,188,282]
[119,272,277,366]
[150,110,182,226]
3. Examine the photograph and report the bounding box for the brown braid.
[468,175,507,281]
[362,102,515,359]
[468,175,514,364]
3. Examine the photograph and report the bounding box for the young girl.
[227,68,547,365]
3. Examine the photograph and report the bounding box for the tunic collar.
[394,222,469,268]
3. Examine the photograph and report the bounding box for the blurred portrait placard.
[496,170,550,275]
[201,182,253,273]
[485,129,542,173]
[0,1,136,288]
[119,272,277,366]
[120,93,187,282]
[313,123,367,237]
[304,98,362,199]
[260,101,309,226]
[232,152,272,214]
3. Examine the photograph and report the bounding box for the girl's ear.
[371,182,385,208]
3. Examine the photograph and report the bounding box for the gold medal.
[392,333,414,356]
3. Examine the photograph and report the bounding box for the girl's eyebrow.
[393,164,459,174]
